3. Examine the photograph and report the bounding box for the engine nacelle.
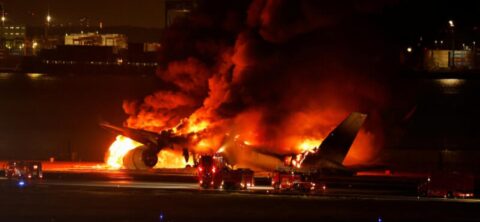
[122,146,158,170]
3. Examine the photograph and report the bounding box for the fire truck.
[197,155,254,190]
[417,172,474,198]
[271,170,320,192]
[3,161,43,179]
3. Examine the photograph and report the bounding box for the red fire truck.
[271,170,323,192]
[3,161,43,179]
[197,155,254,190]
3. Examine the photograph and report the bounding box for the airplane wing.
[100,122,160,146]
[100,122,189,152]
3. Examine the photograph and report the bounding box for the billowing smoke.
[122,0,395,165]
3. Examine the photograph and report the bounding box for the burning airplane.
[102,112,367,176]
[102,1,386,172]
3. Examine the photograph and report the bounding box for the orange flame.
[105,135,195,169]
[186,120,209,133]
[155,150,194,168]
[290,138,323,168]
[297,138,322,153]
[105,135,142,169]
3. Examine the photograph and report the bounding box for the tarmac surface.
[0,168,479,222]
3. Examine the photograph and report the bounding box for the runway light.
[18,180,25,187]
[448,20,455,28]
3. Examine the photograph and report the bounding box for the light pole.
[0,6,5,49]
[449,20,455,69]
[45,13,52,48]
[45,13,52,37]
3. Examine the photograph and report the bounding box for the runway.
[0,168,479,221]
[32,179,480,203]
[2,171,478,204]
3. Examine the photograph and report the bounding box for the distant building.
[424,50,474,71]
[143,42,161,52]
[165,0,198,27]
[101,34,127,49]
[64,33,127,51]
[0,25,26,55]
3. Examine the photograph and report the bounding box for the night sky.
[2,0,166,28]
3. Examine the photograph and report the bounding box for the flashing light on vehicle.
[18,180,25,187]
[322,185,327,191]
[212,167,216,173]
[198,167,203,172]
[159,212,165,222]
[427,177,431,182]
[27,174,32,179]
[199,180,203,185]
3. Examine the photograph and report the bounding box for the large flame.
[105,135,142,169]
[155,149,194,168]
[297,138,322,153]
[105,135,195,169]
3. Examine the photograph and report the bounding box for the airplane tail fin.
[302,112,367,167]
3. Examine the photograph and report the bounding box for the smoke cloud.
[123,0,396,165]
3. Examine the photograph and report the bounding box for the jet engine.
[122,146,158,170]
